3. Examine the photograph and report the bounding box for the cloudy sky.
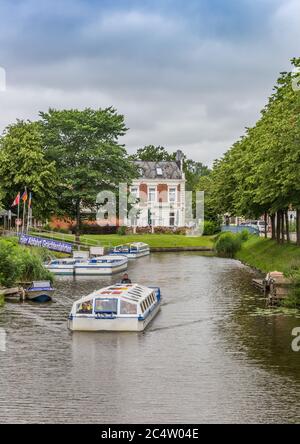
[0,0,299,165]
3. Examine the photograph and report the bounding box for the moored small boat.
[44,258,77,275]
[25,281,55,303]
[74,255,128,276]
[68,283,161,332]
[110,242,150,259]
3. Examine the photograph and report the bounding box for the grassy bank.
[236,236,300,273]
[30,232,215,249]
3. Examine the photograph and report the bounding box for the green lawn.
[236,236,300,273]
[30,231,214,249]
[82,234,214,248]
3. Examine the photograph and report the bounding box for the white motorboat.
[110,242,150,259]
[25,281,55,303]
[45,258,77,275]
[74,255,128,276]
[68,283,161,332]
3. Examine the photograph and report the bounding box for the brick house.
[129,151,186,228]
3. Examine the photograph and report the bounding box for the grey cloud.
[0,1,299,166]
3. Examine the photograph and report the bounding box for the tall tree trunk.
[276,211,281,244]
[297,209,300,246]
[271,214,276,240]
[264,212,268,239]
[285,210,290,243]
[75,199,81,245]
[281,210,285,244]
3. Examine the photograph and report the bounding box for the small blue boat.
[25,281,55,303]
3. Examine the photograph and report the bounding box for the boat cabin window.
[76,300,93,315]
[120,300,137,315]
[95,298,118,314]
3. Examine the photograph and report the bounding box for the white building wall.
[130,179,186,228]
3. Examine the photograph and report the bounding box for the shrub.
[203,220,221,236]
[17,248,54,283]
[214,232,242,258]
[238,229,249,242]
[0,240,21,287]
[71,224,117,235]
[0,239,53,287]
[117,226,127,236]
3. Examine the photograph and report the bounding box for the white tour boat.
[68,283,161,332]
[74,255,128,276]
[110,242,150,259]
[45,258,77,275]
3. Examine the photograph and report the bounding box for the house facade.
[129,153,186,228]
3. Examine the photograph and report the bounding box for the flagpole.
[27,193,31,232]
[17,200,20,236]
[22,187,27,234]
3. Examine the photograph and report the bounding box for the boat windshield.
[95,298,118,314]
[115,246,130,252]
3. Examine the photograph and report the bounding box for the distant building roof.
[133,161,184,180]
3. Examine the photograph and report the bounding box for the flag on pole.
[12,192,20,207]
[21,189,28,202]
[28,192,32,208]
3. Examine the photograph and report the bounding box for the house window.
[156,167,163,176]
[169,212,175,227]
[148,187,156,203]
[169,187,176,203]
[130,186,139,199]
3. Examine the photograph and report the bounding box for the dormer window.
[156,167,163,176]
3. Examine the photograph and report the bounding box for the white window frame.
[130,186,139,200]
[148,186,157,203]
[168,186,177,204]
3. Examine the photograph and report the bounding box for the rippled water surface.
[0,253,300,423]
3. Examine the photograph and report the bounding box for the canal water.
[0,253,299,424]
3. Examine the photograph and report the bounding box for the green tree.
[40,107,137,238]
[130,145,174,162]
[207,57,300,244]
[0,120,58,220]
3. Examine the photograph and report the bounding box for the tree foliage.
[206,58,300,243]
[40,107,137,234]
[0,120,58,219]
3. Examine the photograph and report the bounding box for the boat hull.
[44,265,74,275]
[26,290,54,303]
[74,262,127,276]
[110,250,150,259]
[68,303,160,332]
[126,250,150,259]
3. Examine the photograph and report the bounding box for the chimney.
[176,150,184,171]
